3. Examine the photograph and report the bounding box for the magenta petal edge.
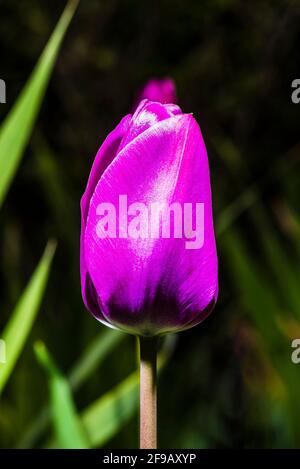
[80,99,218,336]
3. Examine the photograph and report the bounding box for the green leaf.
[221,228,300,443]
[216,186,258,236]
[250,204,300,320]
[34,341,89,449]
[77,340,173,448]
[69,329,125,390]
[81,371,139,448]
[17,329,125,448]
[0,0,78,207]
[48,339,172,448]
[0,241,56,395]
[221,229,282,347]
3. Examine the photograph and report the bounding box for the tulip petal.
[84,113,218,335]
[119,100,182,152]
[80,115,131,322]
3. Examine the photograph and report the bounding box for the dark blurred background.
[0,0,300,448]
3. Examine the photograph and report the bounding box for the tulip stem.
[139,336,158,449]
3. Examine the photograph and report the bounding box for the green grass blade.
[77,341,172,448]
[250,204,300,320]
[0,0,78,207]
[0,241,56,395]
[221,229,281,346]
[47,340,173,449]
[69,329,124,390]
[81,371,139,448]
[17,329,125,448]
[34,341,90,449]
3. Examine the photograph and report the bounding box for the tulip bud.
[135,78,177,107]
[80,100,218,336]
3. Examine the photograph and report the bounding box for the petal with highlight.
[84,114,218,335]
[80,114,131,321]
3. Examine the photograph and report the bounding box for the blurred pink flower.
[135,78,177,108]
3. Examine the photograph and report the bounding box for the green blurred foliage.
[0,0,300,448]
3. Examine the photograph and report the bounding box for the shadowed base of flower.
[99,290,216,337]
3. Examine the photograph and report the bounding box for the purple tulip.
[80,99,218,336]
[135,78,177,107]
